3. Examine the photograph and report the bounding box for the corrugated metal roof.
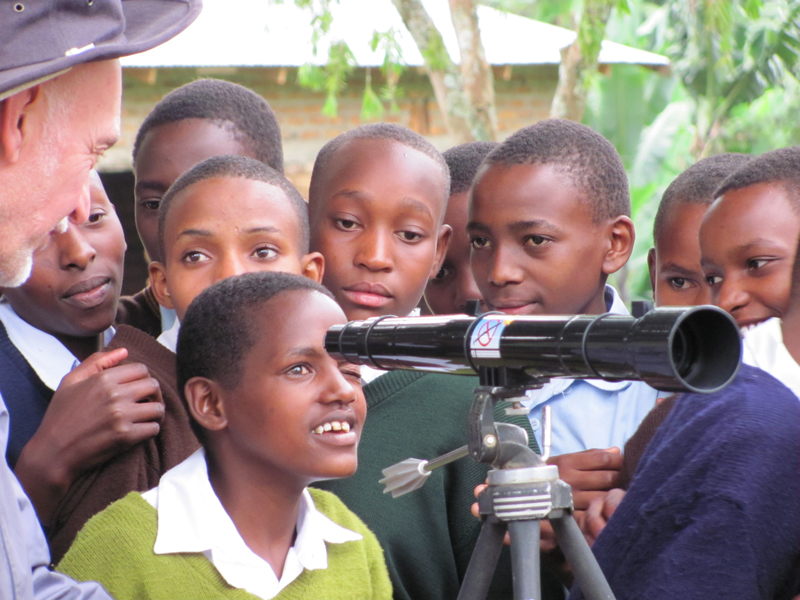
[121,0,669,69]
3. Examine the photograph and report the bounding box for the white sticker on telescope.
[470,316,509,359]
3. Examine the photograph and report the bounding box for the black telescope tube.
[324,306,741,393]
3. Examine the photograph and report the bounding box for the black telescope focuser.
[325,306,741,393]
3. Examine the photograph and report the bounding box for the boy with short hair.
[424,141,496,315]
[58,272,392,600]
[648,153,751,307]
[309,124,564,599]
[469,119,659,456]
[569,264,800,600]
[699,147,800,398]
[149,154,323,351]
[40,156,319,562]
[700,146,800,330]
[0,172,184,563]
[118,78,284,337]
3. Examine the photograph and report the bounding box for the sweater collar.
[141,448,361,599]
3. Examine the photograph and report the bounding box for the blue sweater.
[0,321,54,468]
[570,364,800,600]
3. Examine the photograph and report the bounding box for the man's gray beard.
[0,246,33,288]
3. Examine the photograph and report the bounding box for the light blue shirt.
[0,392,112,599]
[523,286,660,456]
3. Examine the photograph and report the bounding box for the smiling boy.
[118,79,284,337]
[59,272,392,600]
[700,146,800,330]
[648,153,751,307]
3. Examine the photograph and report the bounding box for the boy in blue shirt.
[469,119,659,460]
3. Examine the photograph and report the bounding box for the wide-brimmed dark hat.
[0,0,202,100]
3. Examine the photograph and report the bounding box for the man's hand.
[578,488,626,547]
[547,447,622,511]
[15,348,164,522]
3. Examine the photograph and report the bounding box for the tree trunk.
[448,0,498,141]
[550,0,615,122]
[392,0,490,143]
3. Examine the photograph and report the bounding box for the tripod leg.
[550,513,616,600]
[508,519,541,600]
[457,514,508,600]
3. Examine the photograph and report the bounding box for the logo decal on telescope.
[470,316,509,359]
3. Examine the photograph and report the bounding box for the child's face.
[134,119,253,263]
[151,177,323,320]
[700,182,800,329]
[1,172,125,338]
[424,191,484,315]
[648,202,712,307]
[310,138,450,320]
[469,163,628,316]
[218,290,365,484]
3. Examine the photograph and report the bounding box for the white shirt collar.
[0,300,114,390]
[156,317,180,352]
[141,448,362,600]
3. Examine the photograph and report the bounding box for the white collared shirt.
[522,286,661,455]
[743,318,800,400]
[156,317,180,352]
[0,300,114,390]
[141,448,362,600]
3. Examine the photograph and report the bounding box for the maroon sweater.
[46,325,199,564]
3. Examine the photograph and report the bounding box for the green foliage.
[371,28,405,113]
[297,40,356,117]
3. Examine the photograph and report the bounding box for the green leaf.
[361,83,385,120]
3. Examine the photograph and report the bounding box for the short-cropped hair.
[308,123,450,220]
[481,119,629,222]
[443,141,498,196]
[176,272,334,440]
[133,78,283,172]
[157,155,310,260]
[714,146,800,211]
[653,153,751,241]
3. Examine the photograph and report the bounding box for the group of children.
[0,77,797,600]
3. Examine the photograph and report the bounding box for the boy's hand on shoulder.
[15,347,164,522]
[546,447,622,511]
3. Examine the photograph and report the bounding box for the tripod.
[380,367,616,600]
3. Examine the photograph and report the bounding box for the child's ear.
[429,224,453,280]
[149,261,174,310]
[0,86,40,164]
[300,251,325,283]
[184,377,228,432]
[601,216,635,276]
[647,247,657,295]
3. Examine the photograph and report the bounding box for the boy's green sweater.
[57,489,392,600]
[316,371,565,600]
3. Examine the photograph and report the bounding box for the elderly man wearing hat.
[0,1,200,597]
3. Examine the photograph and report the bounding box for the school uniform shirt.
[0,300,115,391]
[140,447,363,600]
[520,286,661,456]
[742,317,800,400]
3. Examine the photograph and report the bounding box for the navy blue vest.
[0,321,54,468]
